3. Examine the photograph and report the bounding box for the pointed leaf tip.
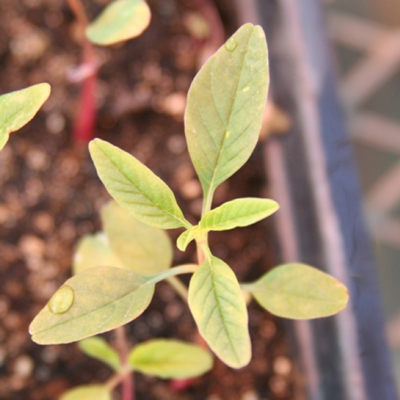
[200,198,279,231]
[0,83,51,151]
[185,24,269,203]
[89,139,189,230]
[188,256,251,368]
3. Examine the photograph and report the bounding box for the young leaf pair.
[30,24,349,371]
[59,337,212,400]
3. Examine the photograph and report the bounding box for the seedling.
[30,23,348,396]
[67,0,151,142]
[0,83,50,151]
[55,200,213,399]
[59,336,212,400]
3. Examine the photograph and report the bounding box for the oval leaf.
[73,232,124,275]
[86,0,151,46]
[60,385,111,400]
[200,198,279,231]
[102,201,173,275]
[89,139,190,230]
[185,24,269,205]
[30,267,155,344]
[0,83,51,151]
[78,336,121,371]
[246,263,349,319]
[188,256,251,368]
[128,339,213,379]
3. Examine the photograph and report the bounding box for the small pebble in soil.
[180,179,202,200]
[259,320,277,340]
[33,212,54,234]
[269,375,289,397]
[26,147,50,171]
[19,235,45,271]
[241,391,260,400]
[41,346,60,364]
[160,92,186,117]
[273,356,292,376]
[46,112,66,135]
[9,23,49,63]
[13,354,34,379]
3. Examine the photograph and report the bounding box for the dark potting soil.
[0,1,297,399]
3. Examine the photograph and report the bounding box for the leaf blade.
[78,336,121,371]
[188,256,251,368]
[72,232,124,275]
[129,339,213,379]
[102,201,173,275]
[0,83,51,151]
[30,267,155,344]
[60,385,111,400]
[185,24,269,203]
[89,139,189,230]
[86,0,151,46]
[200,198,279,231]
[176,225,202,251]
[246,263,349,319]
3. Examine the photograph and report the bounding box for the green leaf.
[200,198,279,231]
[102,201,173,275]
[89,139,190,230]
[0,83,51,151]
[185,24,269,210]
[30,267,155,344]
[128,339,213,379]
[72,232,124,275]
[244,263,349,319]
[78,336,121,371]
[86,0,151,46]
[188,256,251,368]
[176,225,202,251]
[60,385,111,400]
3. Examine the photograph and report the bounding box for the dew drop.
[48,285,74,314]
[225,37,237,52]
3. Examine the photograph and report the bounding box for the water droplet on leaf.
[48,285,74,314]
[225,37,237,52]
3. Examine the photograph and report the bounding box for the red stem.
[72,71,97,143]
[67,0,97,143]
[115,326,135,400]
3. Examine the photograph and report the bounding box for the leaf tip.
[253,25,266,39]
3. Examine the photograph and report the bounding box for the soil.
[0,1,296,399]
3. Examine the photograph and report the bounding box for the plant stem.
[166,276,189,302]
[115,326,134,400]
[105,372,125,391]
[67,0,89,26]
[146,264,198,285]
[67,0,97,143]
